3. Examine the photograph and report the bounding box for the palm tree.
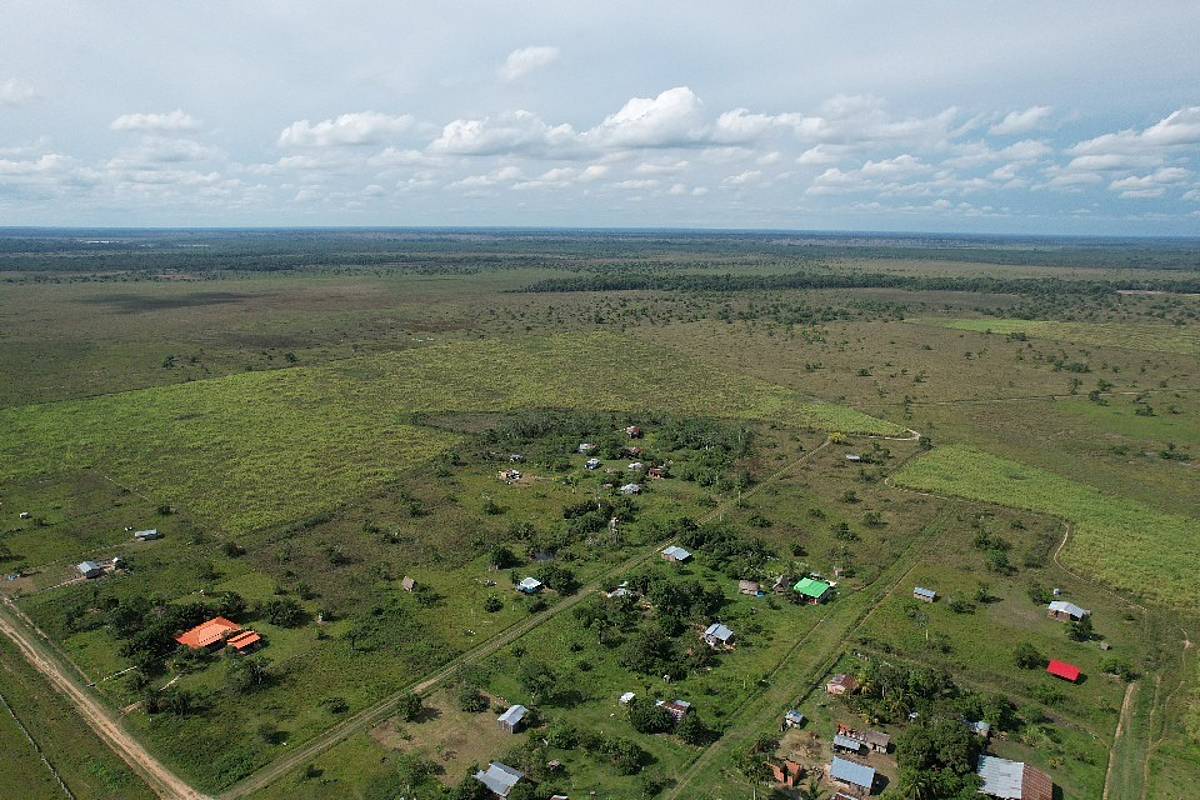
[796,778,825,800]
[894,768,938,800]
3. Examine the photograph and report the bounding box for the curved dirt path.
[0,602,209,800]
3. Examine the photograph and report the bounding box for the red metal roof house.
[1046,659,1081,683]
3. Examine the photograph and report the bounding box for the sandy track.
[0,601,209,800]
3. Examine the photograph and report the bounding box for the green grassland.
[894,444,1200,608]
[925,317,1200,356]
[0,637,155,800]
[0,332,900,538]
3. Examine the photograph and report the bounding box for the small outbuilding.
[658,699,692,723]
[578,443,597,455]
[517,577,544,595]
[77,561,103,579]
[838,723,891,754]
[782,709,806,729]
[401,576,417,592]
[845,454,863,463]
[585,457,601,470]
[833,733,865,755]
[497,704,528,734]
[625,425,643,439]
[1047,659,1082,683]
[474,762,525,798]
[826,673,860,697]
[619,691,636,705]
[619,483,642,495]
[133,529,162,542]
[647,466,667,479]
[739,579,761,596]
[661,545,692,563]
[913,586,938,603]
[767,757,804,788]
[703,622,736,648]
[1047,600,1090,622]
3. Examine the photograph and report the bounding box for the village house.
[767,756,804,788]
[845,454,863,462]
[794,576,833,604]
[509,453,524,463]
[647,466,667,479]
[76,561,103,579]
[826,673,860,696]
[497,704,528,734]
[830,756,876,796]
[498,468,522,482]
[838,723,891,753]
[133,528,162,542]
[833,732,866,755]
[912,586,938,603]
[1046,600,1090,622]
[970,720,992,738]
[1046,659,1082,683]
[517,577,544,595]
[474,762,525,798]
[175,617,262,654]
[661,545,692,563]
[585,457,601,470]
[619,691,636,705]
[625,425,643,439]
[619,483,641,495]
[401,575,417,592]
[624,446,643,458]
[628,461,645,471]
[19,512,31,519]
[578,443,597,455]
[976,755,1054,800]
[739,579,761,596]
[657,699,692,723]
[782,709,806,730]
[772,574,793,594]
[703,622,736,649]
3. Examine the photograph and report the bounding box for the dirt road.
[0,601,209,800]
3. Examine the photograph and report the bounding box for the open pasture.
[926,317,1200,356]
[894,444,1200,608]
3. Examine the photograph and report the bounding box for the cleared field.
[0,332,900,535]
[923,318,1200,356]
[894,445,1200,608]
[0,637,155,800]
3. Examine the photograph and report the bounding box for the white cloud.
[447,165,522,189]
[0,78,37,106]
[111,110,200,133]
[429,110,579,156]
[796,144,852,166]
[1068,107,1200,158]
[990,105,1054,136]
[587,86,707,148]
[723,169,763,186]
[499,46,561,81]
[1109,167,1191,199]
[633,159,689,175]
[279,112,414,147]
[611,179,659,190]
[860,154,929,178]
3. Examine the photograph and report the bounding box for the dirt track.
[0,601,209,800]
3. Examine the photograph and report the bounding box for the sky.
[1,1,1199,234]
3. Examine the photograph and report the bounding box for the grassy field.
[894,444,1200,608]
[0,637,155,800]
[924,318,1200,356]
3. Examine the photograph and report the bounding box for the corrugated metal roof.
[498,705,527,726]
[474,762,524,796]
[1048,600,1088,618]
[913,586,937,600]
[705,623,734,641]
[662,545,692,560]
[977,755,1024,799]
[794,577,832,598]
[833,734,863,751]
[830,757,875,788]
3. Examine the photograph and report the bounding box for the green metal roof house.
[793,577,832,603]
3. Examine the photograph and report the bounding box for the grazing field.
[924,318,1200,356]
[894,444,1200,608]
[0,637,155,800]
[0,332,900,535]
[1,230,1198,800]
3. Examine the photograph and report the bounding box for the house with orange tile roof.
[176,617,262,653]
